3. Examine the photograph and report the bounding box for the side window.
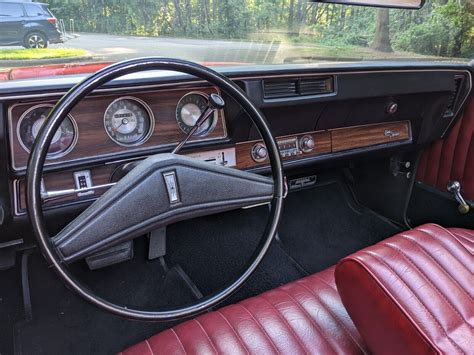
[25,4,46,17]
[0,3,24,17]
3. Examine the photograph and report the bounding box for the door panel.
[416,96,474,200]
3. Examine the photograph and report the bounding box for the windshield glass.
[0,0,472,80]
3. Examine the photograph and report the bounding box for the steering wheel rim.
[26,57,284,321]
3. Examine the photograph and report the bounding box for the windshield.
[0,0,472,80]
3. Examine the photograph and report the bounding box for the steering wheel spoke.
[52,154,273,263]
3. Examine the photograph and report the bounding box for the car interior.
[0,0,473,354]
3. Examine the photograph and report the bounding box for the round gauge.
[17,104,78,159]
[104,97,154,146]
[176,92,218,136]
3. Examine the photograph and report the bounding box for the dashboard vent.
[263,80,298,98]
[263,76,334,99]
[443,75,465,118]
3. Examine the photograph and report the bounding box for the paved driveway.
[58,33,281,64]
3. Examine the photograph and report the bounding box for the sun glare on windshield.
[0,0,473,78]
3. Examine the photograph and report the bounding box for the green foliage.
[45,0,473,58]
[0,48,87,60]
[392,0,474,57]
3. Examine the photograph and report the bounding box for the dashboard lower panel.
[13,120,412,215]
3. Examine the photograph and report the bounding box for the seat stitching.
[433,224,472,252]
[423,224,470,254]
[385,243,472,328]
[453,233,474,245]
[170,328,187,355]
[144,339,154,355]
[452,229,474,238]
[416,228,470,269]
[258,295,309,354]
[215,310,249,354]
[399,234,472,300]
[193,319,218,354]
[235,303,280,353]
[277,288,338,354]
[296,282,367,355]
[310,274,338,292]
[365,251,465,354]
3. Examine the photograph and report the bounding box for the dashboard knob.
[251,143,268,162]
[300,135,315,153]
[209,93,225,110]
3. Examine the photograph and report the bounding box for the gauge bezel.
[103,96,155,147]
[176,91,219,137]
[16,103,79,160]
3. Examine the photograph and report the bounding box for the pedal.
[447,181,471,214]
[85,240,134,270]
[148,227,167,260]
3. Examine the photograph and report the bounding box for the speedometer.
[104,96,154,146]
[176,92,218,136]
[17,104,78,159]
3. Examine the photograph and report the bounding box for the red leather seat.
[122,224,473,355]
[121,266,367,354]
[336,223,474,354]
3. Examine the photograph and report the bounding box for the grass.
[0,48,88,60]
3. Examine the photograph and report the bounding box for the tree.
[371,9,392,52]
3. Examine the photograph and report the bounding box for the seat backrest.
[335,223,473,355]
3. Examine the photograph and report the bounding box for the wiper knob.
[209,93,225,110]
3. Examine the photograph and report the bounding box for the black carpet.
[0,262,23,355]
[12,207,304,355]
[277,181,401,273]
[8,180,401,354]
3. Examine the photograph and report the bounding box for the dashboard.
[0,61,472,245]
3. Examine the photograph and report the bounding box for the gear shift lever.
[447,181,470,214]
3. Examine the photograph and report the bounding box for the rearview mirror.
[312,0,424,9]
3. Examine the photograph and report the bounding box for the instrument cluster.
[16,91,219,161]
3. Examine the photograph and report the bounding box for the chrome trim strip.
[41,182,116,202]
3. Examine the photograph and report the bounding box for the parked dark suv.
[0,1,63,48]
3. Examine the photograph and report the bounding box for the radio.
[277,137,300,158]
[250,135,315,162]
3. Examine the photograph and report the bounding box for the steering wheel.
[26,58,284,321]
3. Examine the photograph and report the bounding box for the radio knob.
[300,135,315,153]
[251,143,268,162]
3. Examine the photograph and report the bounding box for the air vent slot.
[299,77,333,95]
[263,76,334,99]
[263,80,298,98]
[443,75,465,118]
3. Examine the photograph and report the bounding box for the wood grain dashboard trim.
[331,121,411,152]
[235,120,411,170]
[8,86,227,171]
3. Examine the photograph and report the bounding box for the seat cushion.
[336,223,474,355]
[121,266,367,355]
